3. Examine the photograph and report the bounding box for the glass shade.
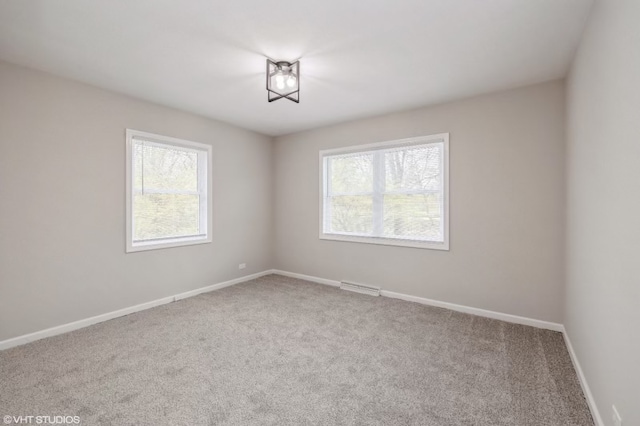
[266,59,300,103]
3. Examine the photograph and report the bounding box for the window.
[126,129,212,252]
[320,134,449,250]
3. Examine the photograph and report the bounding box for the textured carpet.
[0,274,593,425]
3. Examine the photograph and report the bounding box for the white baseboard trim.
[172,270,271,301]
[271,269,563,331]
[562,330,604,426]
[381,289,564,332]
[0,270,273,351]
[271,269,341,287]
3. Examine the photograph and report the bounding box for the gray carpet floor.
[0,274,593,425]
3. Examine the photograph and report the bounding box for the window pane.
[328,195,373,235]
[383,193,442,241]
[384,144,441,192]
[133,194,200,241]
[134,142,198,192]
[328,153,373,194]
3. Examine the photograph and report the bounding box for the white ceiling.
[0,0,593,136]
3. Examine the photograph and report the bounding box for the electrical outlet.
[612,405,622,426]
[238,263,246,270]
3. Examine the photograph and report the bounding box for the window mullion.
[372,151,385,237]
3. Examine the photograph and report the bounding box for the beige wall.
[565,0,640,424]
[0,61,273,341]
[274,81,566,323]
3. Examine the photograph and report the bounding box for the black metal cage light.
[266,59,300,103]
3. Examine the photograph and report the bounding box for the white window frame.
[125,129,212,253]
[319,133,449,250]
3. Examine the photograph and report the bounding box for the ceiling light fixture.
[266,59,300,103]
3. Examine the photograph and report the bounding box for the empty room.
[0,0,637,425]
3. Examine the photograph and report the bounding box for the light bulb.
[286,75,296,88]
[275,74,285,90]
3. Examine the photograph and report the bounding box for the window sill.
[126,236,211,253]
[319,233,449,251]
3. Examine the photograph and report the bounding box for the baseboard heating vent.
[340,281,380,297]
